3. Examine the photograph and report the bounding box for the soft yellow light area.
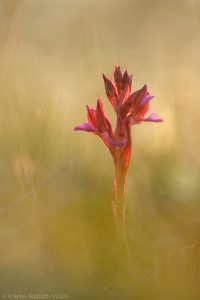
[0,0,200,299]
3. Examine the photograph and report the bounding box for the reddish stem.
[112,158,132,271]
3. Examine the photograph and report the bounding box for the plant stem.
[112,166,132,272]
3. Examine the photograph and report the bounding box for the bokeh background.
[0,0,200,299]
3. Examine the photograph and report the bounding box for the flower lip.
[74,123,96,132]
[142,113,163,122]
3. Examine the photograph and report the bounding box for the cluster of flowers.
[75,66,162,180]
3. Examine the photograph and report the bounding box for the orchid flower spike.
[74,66,163,182]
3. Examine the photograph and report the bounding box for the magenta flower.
[74,66,163,266]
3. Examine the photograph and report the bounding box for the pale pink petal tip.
[74,123,95,132]
[143,113,163,122]
[141,95,155,106]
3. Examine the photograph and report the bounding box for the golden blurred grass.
[0,0,200,299]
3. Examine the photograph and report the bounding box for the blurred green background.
[0,0,200,299]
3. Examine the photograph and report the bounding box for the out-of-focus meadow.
[0,0,200,299]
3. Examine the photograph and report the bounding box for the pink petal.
[103,74,118,109]
[120,91,138,118]
[121,85,153,120]
[142,113,163,122]
[122,70,132,91]
[120,85,146,118]
[90,99,114,137]
[74,123,95,132]
[141,95,154,106]
[96,99,107,133]
[114,66,123,94]
[114,66,123,83]
[86,105,96,127]
[119,83,131,104]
